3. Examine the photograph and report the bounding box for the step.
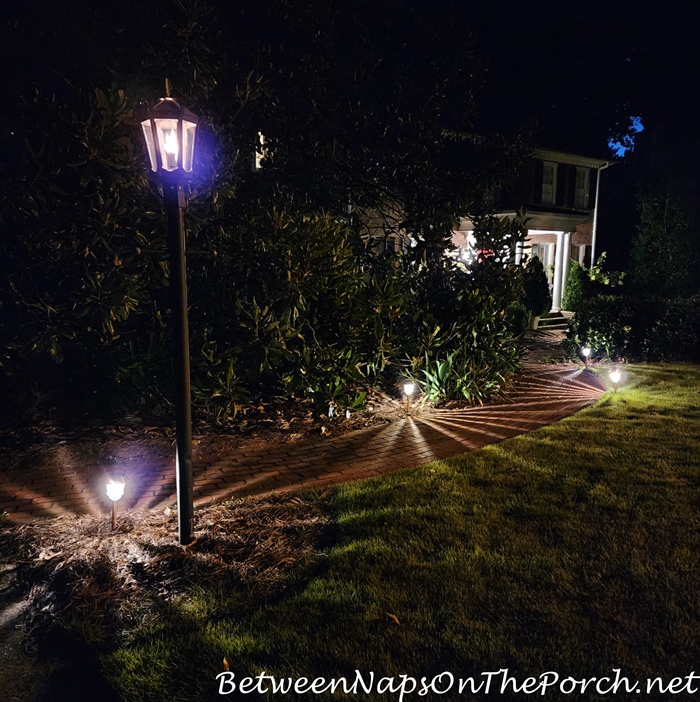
[535,311,570,331]
[536,320,569,330]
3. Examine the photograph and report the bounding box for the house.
[252,132,612,313]
[453,147,612,311]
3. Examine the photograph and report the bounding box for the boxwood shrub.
[566,293,700,362]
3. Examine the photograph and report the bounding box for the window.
[367,234,403,255]
[574,167,590,209]
[253,132,266,171]
[541,161,557,206]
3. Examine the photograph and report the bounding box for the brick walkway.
[0,333,605,523]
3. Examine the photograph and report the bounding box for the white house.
[453,148,612,311]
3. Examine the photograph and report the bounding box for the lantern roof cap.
[147,96,199,124]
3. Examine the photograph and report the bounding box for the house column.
[551,231,566,311]
[515,241,524,265]
[578,245,586,265]
[560,232,572,301]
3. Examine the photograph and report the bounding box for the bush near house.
[522,256,552,319]
[566,293,700,362]
[1,0,539,426]
[565,205,699,361]
[561,260,589,313]
[0,96,529,424]
[562,253,626,317]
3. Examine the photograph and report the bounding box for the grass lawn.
[8,364,700,701]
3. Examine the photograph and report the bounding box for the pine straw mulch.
[1,492,330,657]
[0,332,572,698]
[0,386,408,459]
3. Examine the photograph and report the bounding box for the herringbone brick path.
[0,333,606,523]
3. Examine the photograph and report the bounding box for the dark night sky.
[3,0,695,142]
[2,0,697,266]
[467,0,698,152]
[461,0,700,266]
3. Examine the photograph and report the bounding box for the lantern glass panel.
[181,119,197,172]
[140,120,159,172]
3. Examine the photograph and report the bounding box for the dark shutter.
[567,165,576,208]
[556,164,567,207]
[533,160,543,204]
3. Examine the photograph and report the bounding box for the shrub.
[629,191,700,297]
[566,293,700,362]
[565,294,632,360]
[561,260,589,313]
[642,295,700,362]
[523,257,552,317]
[415,270,524,406]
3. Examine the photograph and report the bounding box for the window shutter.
[567,165,577,207]
[533,160,543,204]
[557,164,568,207]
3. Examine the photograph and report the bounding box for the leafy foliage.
[0,0,532,425]
[0,85,169,420]
[561,260,589,313]
[522,256,552,317]
[629,190,700,297]
[587,252,626,292]
[566,294,700,363]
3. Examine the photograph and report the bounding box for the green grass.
[103,364,699,701]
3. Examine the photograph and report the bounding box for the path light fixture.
[403,380,416,415]
[581,346,591,367]
[140,84,199,545]
[609,368,621,393]
[106,477,126,530]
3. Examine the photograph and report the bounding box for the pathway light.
[403,380,416,415]
[581,346,591,367]
[106,476,126,530]
[609,368,621,393]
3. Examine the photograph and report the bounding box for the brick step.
[537,318,570,330]
[533,310,572,331]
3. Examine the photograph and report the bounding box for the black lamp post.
[140,93,198,545]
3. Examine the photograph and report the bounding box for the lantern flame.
[164,129,179,158]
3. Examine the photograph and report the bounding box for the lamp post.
[141,91,198,545]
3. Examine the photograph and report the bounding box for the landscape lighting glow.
[107,476,126,531]
[106,477,126,502]
[403,380,416,416]
[609,368,622,393]
[582,346,591,367]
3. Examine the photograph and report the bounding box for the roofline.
[445,132,613,168]
[533,147,611,169]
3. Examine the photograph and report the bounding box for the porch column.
[551,231,566,311]
[578,245,586,265]
[515,241,524,266]
[560,232,572,300]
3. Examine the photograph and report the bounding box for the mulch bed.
[0,493,330,700]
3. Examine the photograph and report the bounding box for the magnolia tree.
[0,0,532,423]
